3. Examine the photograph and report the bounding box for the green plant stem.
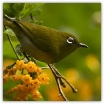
[4,25,20,60]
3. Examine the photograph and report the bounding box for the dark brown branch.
[48,64,68,101]
[48,64,77,101]
[51,64,77,93]
[61,76,77,93]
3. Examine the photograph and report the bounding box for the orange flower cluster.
[3,60,49,101]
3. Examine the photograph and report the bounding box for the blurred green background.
[3,3,101,101]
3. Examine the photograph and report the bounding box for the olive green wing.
[16,20,59,55]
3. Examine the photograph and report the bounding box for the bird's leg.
[48,64,77,101]
[48,64,68,101]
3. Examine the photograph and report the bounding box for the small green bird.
[3,18,88,64]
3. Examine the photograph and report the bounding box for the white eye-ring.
[67,37,74,44]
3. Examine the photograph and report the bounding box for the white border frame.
[1,0,103,104]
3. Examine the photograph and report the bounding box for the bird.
[3,17,88,64]
[4,15,89,100]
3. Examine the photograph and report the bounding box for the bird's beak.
[79,43,88,48]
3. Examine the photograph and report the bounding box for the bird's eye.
[67,37,74,44]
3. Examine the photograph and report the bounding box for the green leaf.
[3,3,15,17]
[4,29,15,36]
[23,3,44,17]
[13,3,25,12]
[15,44,23,56]
[3,3,44,19]
[32,9,42,16]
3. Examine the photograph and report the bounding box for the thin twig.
[6,62,16,69]
[61,76,77,93]
[30,13,35,20]
[4,14,14,21]
[57,79,68,101]
[4,25,20,60]
[22,52,30,61]
[48,64,78,101]
[49,65,67,88]
[51,64,77,93]
[48,64,68,101]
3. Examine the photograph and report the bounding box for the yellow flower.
[31,79,41,89]
[22,77,41,91]
[8,86,17,94]
[26,61,36,73]
[38,73,49,85]
[3,73,9,83]
[4,60,50,101]
[14,92,28,101]
[16,84,26,92]
[32,90,42,100]
[16,60,26,70]
[21,74,32,84]
[11,74,23,81]
[8,67,17,75]
[35,67,43,75]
